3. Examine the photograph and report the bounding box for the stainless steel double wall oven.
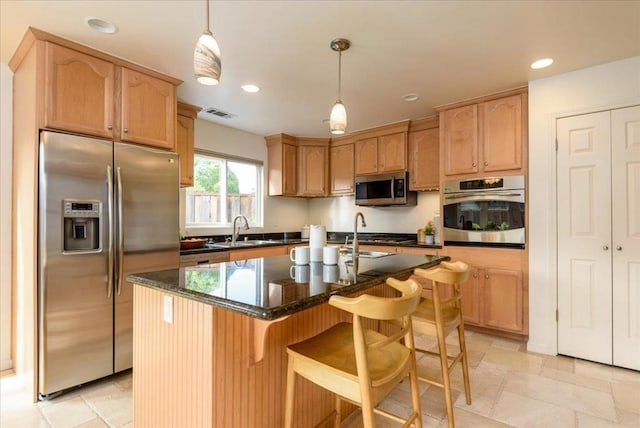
[442,175,525,248]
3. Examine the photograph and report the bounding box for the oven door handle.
[444,191,523,200]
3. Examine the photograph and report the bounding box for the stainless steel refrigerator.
[38,130,179,397]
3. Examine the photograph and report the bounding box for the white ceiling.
[1,1,639,138]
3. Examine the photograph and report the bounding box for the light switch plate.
[163,295,173,324]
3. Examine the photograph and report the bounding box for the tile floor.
[1,330,639,427]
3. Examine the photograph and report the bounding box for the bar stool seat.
[411,261,471,428]
[284,277,424,428]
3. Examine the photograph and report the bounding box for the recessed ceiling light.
[241,84,260,93]
[85,17,117,34]
[531,58,554,69]
[403,93,419,102]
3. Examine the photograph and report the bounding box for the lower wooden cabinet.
[443,246,528,336]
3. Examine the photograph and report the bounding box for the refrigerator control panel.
[63,200,101,218]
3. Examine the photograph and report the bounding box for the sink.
[210,239,281,248]
[339,247,395,258]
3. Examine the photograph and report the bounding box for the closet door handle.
[603,245,609,251]
[616,246,622,251]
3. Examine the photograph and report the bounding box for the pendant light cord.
[206,0,211,33]
[337,49,342,102]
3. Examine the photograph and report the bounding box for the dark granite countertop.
[131,253,449,320]
[180,234,442,256]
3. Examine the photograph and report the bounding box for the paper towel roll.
[309,224,326,248]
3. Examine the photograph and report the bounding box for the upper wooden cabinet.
[408,116,439,191]
[10,28,181,150]
[176,101,201,188]
[120,68,176,150]
[330,138,354,195]
[266,134,298,196]
[44,43,115,139]
[297,138,330,197]
[439,89,527,178]
[353,121,410,176]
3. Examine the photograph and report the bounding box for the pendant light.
[329,38,350,135]
[194,0,221,85]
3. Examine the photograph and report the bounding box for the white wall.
[1,63,13,371]
[181,118,309,237]
[528,56,640,354]
[308,192,440,235]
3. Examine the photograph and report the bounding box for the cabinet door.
[482,268,523,333]
[481,94,522,172]
[408,128,439,191]
[461,267,481,325]
[177,114,194,187]
[299,145,328,196]
[45,43,114,138]
[354,137,379,175]
[283,143,298,196]
[330,144,354,195]
[378,132,406,173]
[120,68,176,150]
[442,105,478,176]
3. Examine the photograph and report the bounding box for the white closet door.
[612,105,640,371]
[557,111,612,364]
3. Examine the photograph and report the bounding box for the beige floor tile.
[82,384,133,428]
[503,371,617,421]
[575,359,640,384]
[482,347,544,374]
[40,396,98,428]
[0,389,50,428]
[611,381,640,414]
[577,410,640,428]
[490,338,522,352]
[491,390,575,427]
[540,366,612,393]
[454,363,507,417]
[75,418,109,427]
[112,371,132,392]
[542,354,575,373]
[419,383,461,420]
[453,408,515,428]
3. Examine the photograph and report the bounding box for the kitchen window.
[185,151,263,229]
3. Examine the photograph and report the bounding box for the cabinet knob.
[472,162,477,167]
[616,245,622,251]
[107,125,113,130]
[472,273,478,278]
[485,274,489,279]
[603,245,609,251]
[484,161,489,166]
[123,128,129,133]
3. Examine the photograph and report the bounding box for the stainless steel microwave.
[355,172,417,206]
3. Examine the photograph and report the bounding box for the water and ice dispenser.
[63,199,102,252]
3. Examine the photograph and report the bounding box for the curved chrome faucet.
[352,212,367,275]
[232,215,250,243]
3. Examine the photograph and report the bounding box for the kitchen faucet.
[352,212,367,275]
[232,215,250,243]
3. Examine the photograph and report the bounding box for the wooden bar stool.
[284,277,423,428]
[411,261,471,428]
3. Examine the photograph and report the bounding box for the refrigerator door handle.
[116,166,124,296]
[107,165,114,298]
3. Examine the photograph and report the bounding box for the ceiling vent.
[204,107,236,119]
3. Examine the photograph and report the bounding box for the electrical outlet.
[163,295,173,324]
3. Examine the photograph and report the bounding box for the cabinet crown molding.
[435,86,527,112]
[350,119,410,140]
[265,133,298,146]
[177,100,202,118]
[9,27,182,85]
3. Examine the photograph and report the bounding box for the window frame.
[184,149,264,235]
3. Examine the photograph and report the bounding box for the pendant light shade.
[329,38,350,135]
[194,1,221,85]
[330,101,347,135]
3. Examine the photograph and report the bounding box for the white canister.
[309,225,326,249]
[301,225,310,240]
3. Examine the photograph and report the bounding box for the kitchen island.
[129,252,447,427]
